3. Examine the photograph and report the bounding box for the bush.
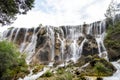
[55,72,73,80]
[33,65,44,74]
[57,68,65,74]
[43,70,53,77]
[0,41,28,80]
[105,21,120,61]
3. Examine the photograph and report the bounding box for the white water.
[47,26,55,61]
[20,28,28,53]
[70,40,79,62]
[9,28,15,41]
[2,20,114,80]
[57,33,65,61]
[94,21,108,60]
[18,67,49,80]
[13,28,20,43]
[24,28,38,64]
[1,29,9,40]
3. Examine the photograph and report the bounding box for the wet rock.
[36,35,48,48]
[77,37,84,45]
[55,49,60,55]
[15,28,26,45]
[39,27,47,35]
[96,77,103,80]
[39,50,49,61]
[82,39,98,56]
[83,23,88,36]
[55,38,61,49]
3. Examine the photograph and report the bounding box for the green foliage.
[0,0,34,25]
[105,21,120,61]
[80,56,115,77]
[0,41,28,80]
[57,68,65,74]
[43,70,53,77]
[94,62,109,77]
[33,65,44,74]
[55,72,73,80]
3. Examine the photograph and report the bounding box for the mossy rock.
[81,57,116,77]
[42,70,53,77]
[33,65,44,74]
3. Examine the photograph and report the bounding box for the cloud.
[2,0,111,29]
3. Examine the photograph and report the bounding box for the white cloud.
[2,0,112,30]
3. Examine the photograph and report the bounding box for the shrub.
[57,68,65,74]
[93,62,111,77]
[55,72,73,80]
[0,41,28,80]
[43,70,53,77]
[33,65,44,74]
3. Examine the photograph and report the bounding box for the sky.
[0,0,115,32]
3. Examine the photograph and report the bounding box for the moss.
[42,70,53,77]
[80,57,116,77]
[56,68,65,74]
[54,72,73,80]
[33,65,44,74]
[75,55,86,67]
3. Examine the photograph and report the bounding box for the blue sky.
[1,0,120,32]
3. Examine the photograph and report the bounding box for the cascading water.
[20,28,28,53]
[18,67,49,80]
[1,20,112,80]
[57,33,65,61]
[94,21,108,60]
[47,26,55,61]
[65,25,86,62]
[1,29,9,40]
[13,28,20,43]
[2,20,108,62]
[9,28,15,41]
[24,28,38,64]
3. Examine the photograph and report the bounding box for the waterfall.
[95,21,108,60]
[24,28,38,64]
[70,40,79,62]
[20,28,28,53]
[1,20,114,80]
[18,67,49,80]
[13,28,20,43]
[1,30,9,40]
[57,33,65,61]
[9,28,15,41]
[2,20,109,64]
[47,26,55,61]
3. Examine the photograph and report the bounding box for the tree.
[0,41,28,80]
[105,0,120,19]
[0,0,34,26]
[105,0,120,27]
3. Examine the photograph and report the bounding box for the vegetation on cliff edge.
[0,41,29,80]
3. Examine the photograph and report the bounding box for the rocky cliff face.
[2,21,108,65]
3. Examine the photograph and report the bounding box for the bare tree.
[105,0,120,26]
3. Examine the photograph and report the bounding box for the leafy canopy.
[0,0,34,25]
[0,41,28,80]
